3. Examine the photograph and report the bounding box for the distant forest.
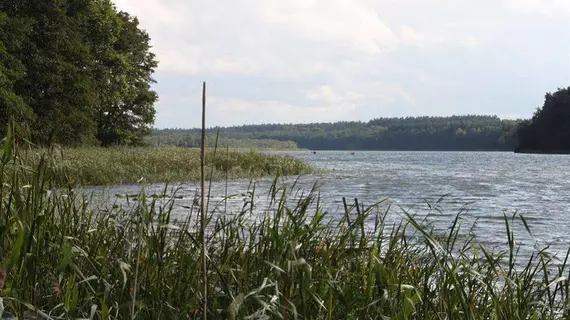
[516,87,570,153]
[151,115,521,151]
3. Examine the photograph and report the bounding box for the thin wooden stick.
[200,81,208,319]
[205,130,220,216]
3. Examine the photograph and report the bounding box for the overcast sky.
[113,0,570,128]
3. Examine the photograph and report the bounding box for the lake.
[87,151,570,261]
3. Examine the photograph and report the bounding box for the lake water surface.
[89,151,570,260]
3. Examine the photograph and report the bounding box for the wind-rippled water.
[86,151,570,260]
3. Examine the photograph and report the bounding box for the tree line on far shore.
[516,87,570,153]
[154,87,570,153]
[153,115,521,151]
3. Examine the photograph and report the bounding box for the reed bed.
[1,134,570,319]
[14,146,313,186]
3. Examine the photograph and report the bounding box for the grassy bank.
[18,147,314,186]
[1,143,570,319]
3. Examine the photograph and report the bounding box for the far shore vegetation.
[516,87,570,154]
[152,115,520,151]
[154,87,570,153]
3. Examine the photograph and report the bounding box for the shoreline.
[514,148,570,154]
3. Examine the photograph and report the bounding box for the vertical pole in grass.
[200,81,208,319]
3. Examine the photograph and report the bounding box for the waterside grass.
[1,141,570,319]
[17,147,314,186]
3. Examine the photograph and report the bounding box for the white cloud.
[113,0,183,24]
[259,0,399,55]
[156,48,260,75]
[306,86,362,105]
[383,85,416,105]
[206,85,365,126]
[114,0,482,76]
[399,26,446,46]
[112,0,569,127]
[503,0,569,15]
[209,97,359,126]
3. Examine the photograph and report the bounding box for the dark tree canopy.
[151,115,521,151]
[0,0,157,146]
[95,11,158,146]
[0,12,34,135]
[516,87,570,153]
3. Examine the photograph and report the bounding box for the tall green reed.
[0,123,569,319]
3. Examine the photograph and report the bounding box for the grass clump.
[16,146,314,186]
[1,131,570,319]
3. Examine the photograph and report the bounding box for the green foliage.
[157,115,521,151]
[0,0,157,147]
[16,147,314,186]
[94,10,158,147]
[516,87,570,153]
[0,12,34,135]
[1,136,570,319]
